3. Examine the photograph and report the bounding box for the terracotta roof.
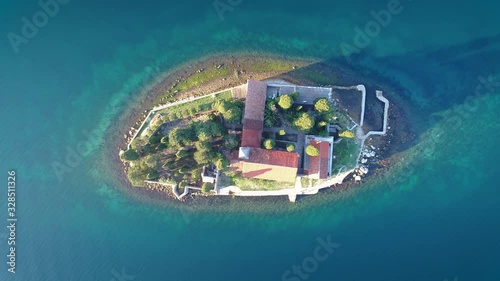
[307,140,330,179]
[243,80,267,121]
[240,80,267,148]
[242,162,298,183]
[241,148,299,183]
[241,128,262,148]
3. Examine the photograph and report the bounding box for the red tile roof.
[247,148,299,168]
[241,80,267,149]
[243,80,267,121]
[241,128,262,148]
[242,148,299,183]
[307,140,330,179]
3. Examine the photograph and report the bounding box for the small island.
[119,63,390,202]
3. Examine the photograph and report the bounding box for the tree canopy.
[263,139,276,150]
[293,112,315,132]
[286,143,295,152]
[121,149,139,161]
[277,94,293,110]
[339,130,355,139]
[202,182,214,193]
[305,145,320,157]
[314,98,333,113]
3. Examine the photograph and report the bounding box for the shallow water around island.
[1,0,500,280]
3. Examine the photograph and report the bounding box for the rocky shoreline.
[109,53,414,204]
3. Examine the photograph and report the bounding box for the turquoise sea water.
[1,0,499,280]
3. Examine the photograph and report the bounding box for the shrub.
[286,143,296,152]
[202,182,214,193]
[149,135,162,145]
[295,105,303,111]
[176,149,189,158]
[179,166,190,174]
[223,106,242,124]
[160,136,169,144]
[224,135,239,150]
[192,168,202,182]
[121,149,139,161]
[195,141,212,152]
[194,150,214,165]
[263,139,276,150]
[314,98,333,113]
[319,130,329,137]
[293,112,315,132]
[214,154,229,170]
[305,145,320,157]
[264,105,280,128]
[290,91,300,101]
[317,121,327,127]
[278,129,286,136]
[277,94,293,110]
[146,170,159,180]
[339,130,355,139]
[156,143,167,150]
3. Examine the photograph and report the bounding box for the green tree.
[290,91,300,101]
[317,121,328,127]
[194,150,214,165]
[144,155,159,169]
[314,98,333,113]
[195,141,212,152]
[263,139,276,150]
[339,130,355,139]
[149,135,162,145]
[286,143,296,152]
[277,94,293,110]
[223,106,242,124]
[278,129,286,136]
[121,149,139,161]
[160,136,169,144]
[146,170,159,180]
[176,149,189,158]
[305,145,320,157]
[168,127,195,147]
[156,143,168,151]
[224,135,239,150]
[293,112,315,132]
[214,154,229,170]
[319,130,329,137]
[202,182,214,193]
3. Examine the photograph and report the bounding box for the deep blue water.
[1,0,500,280]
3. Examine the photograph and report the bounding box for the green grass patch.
[244,61,295,72]
[232,175,293,191]
[157,96,215,120]
[332,138,360,173]
[215,90,233,100]
[166,67,231,95]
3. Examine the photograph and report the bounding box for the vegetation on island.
[123,92,243,187]
[121,59,364,192]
